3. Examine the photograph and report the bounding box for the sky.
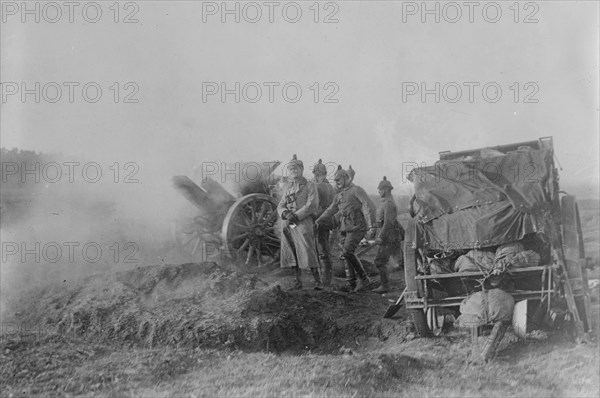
[1,0,599,197]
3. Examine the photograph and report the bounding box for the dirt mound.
[5,263,410,353]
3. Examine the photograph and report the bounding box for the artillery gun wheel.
[172,208,223,260]
[560,195,591,332]
[222,193,280,266]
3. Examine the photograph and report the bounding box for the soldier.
[278,154,323,290]
[315,165,375,293]
[312,159,336,289]
[372,176,405,294]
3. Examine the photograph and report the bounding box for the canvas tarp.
[410,147,554,250]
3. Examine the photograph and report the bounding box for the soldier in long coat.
[278,154,322,290]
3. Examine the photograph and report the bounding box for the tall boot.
[322,257,333,287]
[311,268,323,290]
[349,255,371,293]
[480,321,508,362]
[340,258,356,292]
[288,267,302,291]
[372,266,390,293]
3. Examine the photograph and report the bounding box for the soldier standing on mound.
[372,176,405,293]
[278,154,323,290]
[316,166,375,293]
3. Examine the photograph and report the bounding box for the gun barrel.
[172,175,235,214]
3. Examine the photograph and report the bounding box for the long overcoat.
[277,177,320,269]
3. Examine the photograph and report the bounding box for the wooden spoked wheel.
[222,193,280,266]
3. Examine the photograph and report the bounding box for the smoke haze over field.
[1,1,598,197]
[1,1,599,318]
[0,149,196,318]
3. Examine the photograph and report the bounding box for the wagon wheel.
[426,307,446,336]
[172,210,222,260]
[561,195,591,332]
[222,193,280,266]
[403,219,431,337]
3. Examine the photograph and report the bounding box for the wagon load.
[450,243,541,273]
[455,288,515,328]
[409,144,554,252]
[402,137,592,343]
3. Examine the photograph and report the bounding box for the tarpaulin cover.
[410,146,554,250]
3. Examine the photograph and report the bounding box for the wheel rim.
[426,307,445,336]
[561,195,591,332]
[222,193,280,266]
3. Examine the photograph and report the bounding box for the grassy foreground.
[2,326,598,398]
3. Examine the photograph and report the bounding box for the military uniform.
[278,176,320,270]
[375,195,405,268]
[278,155,322,290]
[312,159,336,287]
[317,168,374,291]
[373,177,405,293]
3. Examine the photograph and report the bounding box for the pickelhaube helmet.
[287,154,304,169]
[312,159,327,175]
[333,165,349,180]
[348,165,355,182]
[377,176,393,190]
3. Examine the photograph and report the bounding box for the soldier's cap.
[287,154,304,169]
[312,159,327,175]
[333,165,349,181]
[377,176,394,190]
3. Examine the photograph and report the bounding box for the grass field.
[1,258,598,397]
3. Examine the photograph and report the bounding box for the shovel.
[383,287,408,318]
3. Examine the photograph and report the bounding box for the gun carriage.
[172,161,282,265]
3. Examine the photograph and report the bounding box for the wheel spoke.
[259,201,269,219]
[191,237,201,255]
[263,243,276,257]
[230,232,250,243]
[246,245,254,265]
[232,221,251,230]
[263,241,280,249]
[256,243,263,266]
[181,232,198,246]
[241,211,252,226]
[264,233,279,242]
[238,238,251,253]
